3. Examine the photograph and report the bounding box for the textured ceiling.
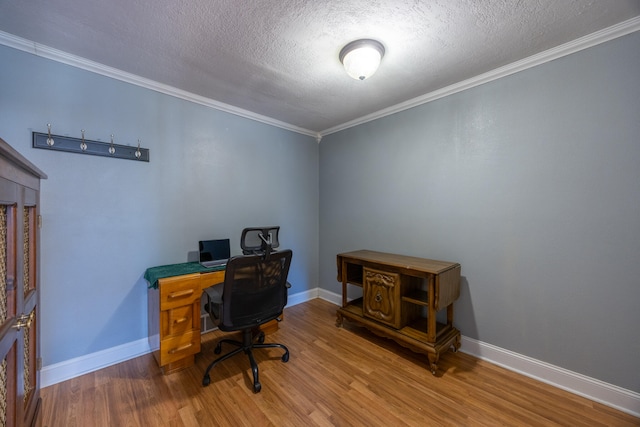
[1,1,639,136]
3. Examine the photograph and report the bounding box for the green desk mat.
[144,262,225,289]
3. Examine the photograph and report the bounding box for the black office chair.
[202,247,293,393]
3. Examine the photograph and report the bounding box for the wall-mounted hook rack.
[32,125,149,162]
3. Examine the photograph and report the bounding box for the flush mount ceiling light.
[339,39,385,81]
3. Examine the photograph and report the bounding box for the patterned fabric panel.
[1,358,6,427]
[23,207,31,296]
[23,313,32,406]
[1,206,7,325]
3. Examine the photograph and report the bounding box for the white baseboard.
[460,336,640,418]
[286,288,319,307]
[318,288,342,305]
[41,337,151,388]
[41,289,640,418]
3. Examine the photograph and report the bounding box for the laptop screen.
[198,239,231,262]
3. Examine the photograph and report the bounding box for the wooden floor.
[41,299,637,427]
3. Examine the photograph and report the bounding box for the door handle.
[13,311,34,331]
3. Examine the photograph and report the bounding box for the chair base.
[202,328,289,393]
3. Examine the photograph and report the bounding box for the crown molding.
[0,30,319,140]
[2,15,638,142]
[319,16,640,137]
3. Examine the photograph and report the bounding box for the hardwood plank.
[41,299,638,427]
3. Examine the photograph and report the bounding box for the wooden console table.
[336,250,461,374]
[145,263,279,374]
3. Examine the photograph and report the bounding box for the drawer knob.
[375,291,382,302]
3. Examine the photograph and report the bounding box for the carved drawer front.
[161,302,199,337]
[363,268,402,329]
[159,330,201,366]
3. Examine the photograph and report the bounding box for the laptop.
[198,238,231,268]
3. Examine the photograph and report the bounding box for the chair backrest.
[219,249,292,331]
[240,226,280,255]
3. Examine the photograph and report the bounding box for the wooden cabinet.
[0,138,47,427]
[336,250,461,374]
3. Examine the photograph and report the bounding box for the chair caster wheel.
[214,343,222,354]
[281,352,289,363]
[257,332,265,344]
[202,375,211,386]
[253,382,262,393]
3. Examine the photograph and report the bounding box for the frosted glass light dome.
[339,39,385,81]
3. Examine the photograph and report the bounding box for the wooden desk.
[146,264,279,374]
[336,250,461,374]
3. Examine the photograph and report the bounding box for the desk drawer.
[159,274,201,310]
[161,301,200,337]
[159,330,201,366]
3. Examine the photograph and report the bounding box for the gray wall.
[1,29,638,394]
[320,31,640,392]
[0,45,319,366]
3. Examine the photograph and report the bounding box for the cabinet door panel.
[1,139,44,427]
[0,339,18,427]
[363,268,401,328]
